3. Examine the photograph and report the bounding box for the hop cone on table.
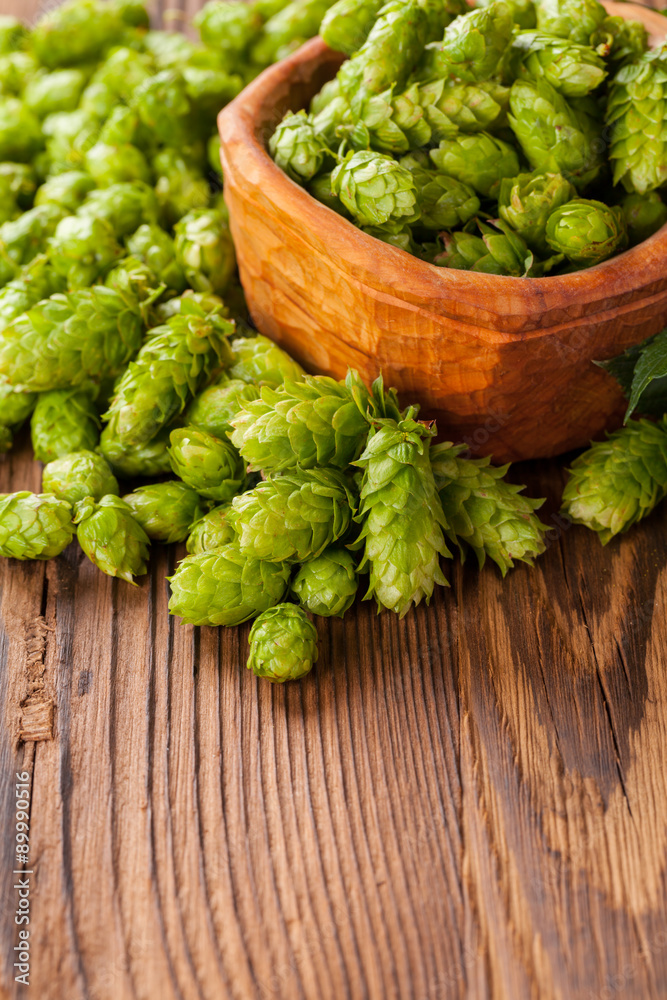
[173,207,236,297]
[42,450,119,506]
[534,0,607,47]
[269,111,329,183]
[0,204,65,285]
[331,150,417,227]
[497,171,575,255]
[291,547,358,617]
[478,0,535,29]
[32,0,123,68]
[429,132,520,198]
[354,413,450,617]
[77,182,159,239]
[0,491,74,560]
[186,504,235,555]
[607,45,667,195]
[194,1,263,54]
[74,495,150,584]
[31,389,100,463]
[0,256,66,327]
[561,418,667,544]
[0,376,36,447]
[621,191,667,245]
[33,171,95,214]
[122,481,206,544]
[168,544,290,626]
[430,443,547,574]
[229,467,354,564]
[126,224,187,294]
[230,370,372,473]
[227,334,306,388]
[168,426,246,502]
[186,375,260,442]
[508,77,603,190]
[247,604,319,682]
[0,285,145,393]
[101,300,233,448]
[421,2,514,85]
[513,31,608,97]
[545,198,628,266]
[99,427,173,479]
[47,215,125,289]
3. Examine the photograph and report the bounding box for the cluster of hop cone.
[271,0,667,274]
[1,0,667,682]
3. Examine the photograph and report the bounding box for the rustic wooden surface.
[219,5,667,464]
[2,1,667,999]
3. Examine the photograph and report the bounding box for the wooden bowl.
[218,3,667,462]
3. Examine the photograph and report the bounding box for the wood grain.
[2,1,667,999]
[218,4,667,463]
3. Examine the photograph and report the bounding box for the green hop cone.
[77,182,159,239]
[0,100,44,165]
[32,0,123,68]
[229,467,354,564]
[603,16,648,67]
[0,286,145,393]
[291,547,358,617]
[512,31,607,98]
[47,215,125,289]
[168,543,290,626]
[429,132,520,198]
[0,492,75,560]
[122,481,206,544]
[270,111,329,183]
[131,70,192,146]
[353,412,450,617]
[247,604,318,683]
[432,221,538,277]
[0,164,36,225]
[153,148,210,228]
[508,77,604,190]
[319,0,389,56]
[561,418,667,544]
[251,0,334,66]
[0,257,66,328]
[0,16,25,54]
[85,141,152,188]
[42,450,119,506]
[545,198,628,266]
[497,171,575,256]
[99,427,173,479]
[421,2,514,85]
[607,45,667,195]
[0,376,36,445]
[74,495,150,584]
[230,369,372,473]
[331,150,417,226]
[168,426,246,502]
[126,224,187,294]
[403,160,480,231]
[24,69,88,120]
[186,375,260,441]
[103,257,165,312]
[173,207,236,296]
[534,0,607,47]
[227,333,305,387]
[31,390,100,463]
[194,1,263,55]
[34,172,97,215]
[621,191,667,246]
[186,504,235,555]
[0,205,66,287]
[417,79,510,141]
[101,301,233,448]
[431,443,547,574]
[477,0,534,28]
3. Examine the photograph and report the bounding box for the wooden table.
[2,2,667,997]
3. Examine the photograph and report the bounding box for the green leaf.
[596,328,667,420]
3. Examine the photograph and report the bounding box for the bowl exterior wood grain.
[219,3,667,462]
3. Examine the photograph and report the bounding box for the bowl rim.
[219,0,667,314]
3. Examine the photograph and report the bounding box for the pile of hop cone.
[270,0,667,274]
[1,0,666,683]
